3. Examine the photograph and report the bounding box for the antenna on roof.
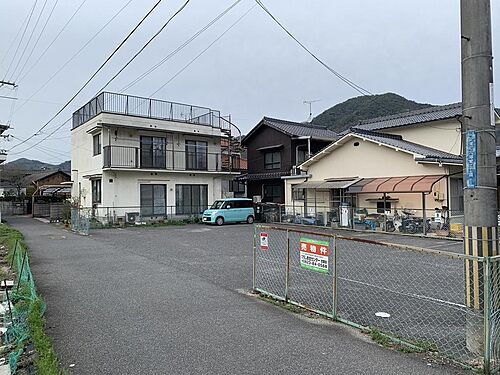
[303,99,321,122]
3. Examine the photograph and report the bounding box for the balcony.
[72,92,222,130]
[103,146,245,173]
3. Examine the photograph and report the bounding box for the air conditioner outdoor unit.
[126,212,140,224]
[253,195,262,203]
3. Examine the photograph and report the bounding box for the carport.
[346,175,447,234]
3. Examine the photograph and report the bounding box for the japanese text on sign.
[299,237,330,273]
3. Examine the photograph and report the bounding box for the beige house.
[283,103,500,228]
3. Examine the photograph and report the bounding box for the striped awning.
[346,175,446,194]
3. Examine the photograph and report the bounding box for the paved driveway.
[8,217,466,374]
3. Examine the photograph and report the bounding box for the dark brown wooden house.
[241,117,337,203]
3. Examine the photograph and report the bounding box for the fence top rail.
[257,223,481,261]
[255,223,336,239]
[334,233,483,261]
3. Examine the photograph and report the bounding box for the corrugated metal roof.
[262,117,338,141]
[352,103,462,131]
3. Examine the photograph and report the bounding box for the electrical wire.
[8,0,165,153]
[12,0,60,83]
[254,0,373,97]
[12,0,134,116]
[94,0,191,95]
[120,0,242,93]
[151,3,255,98]
[0,2,37,70]
[7,0,50,82]
[3,0,39,80]
[15,0,88,84]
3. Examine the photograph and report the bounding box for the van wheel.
[247,215,254,224]
[216,217,224,226]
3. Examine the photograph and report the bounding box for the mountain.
[311,93,433,133]
[2,158,70,172]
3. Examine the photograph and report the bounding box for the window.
[296,145,307,165]
[377,201,391,213]
[175,184,208,215]
[263,184,282,203]
[91,179,101,204]
[186,140,208,170]
[292,188,305,201]
[264,151,281,170]
[140,184,167,216]
[93,133,101,156]
[229,180,245,193]
[140,136,166,168]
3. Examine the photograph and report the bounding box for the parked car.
[202,198,255,226]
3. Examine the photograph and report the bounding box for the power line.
[15,0,88,84]
[254,0,373,96]
[7,0,50,82]
[94,0,191,95]
[12,0,60,83]
[120,0,242,93]
[0,2,37,69]
[12,0,134,116]
[151,3,255,98]
[3,0,39,80]
[8,0,165,152]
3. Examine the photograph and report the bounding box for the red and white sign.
[260,232,269,251]
[299,238,330,273]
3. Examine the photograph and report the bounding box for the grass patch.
[0,223,66,375]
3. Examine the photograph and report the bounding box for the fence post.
[285,229,290,302]
[4,279,13,323]
[16,252,27,293]
[252,225,256,292]
[332,235,338,320]
[483,255,491,374]
[10,239,18,268]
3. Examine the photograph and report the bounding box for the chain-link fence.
[253,224,500,373]
[71,208,90,235]
[256,203,466,239]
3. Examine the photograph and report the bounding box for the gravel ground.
[8,217,468,375]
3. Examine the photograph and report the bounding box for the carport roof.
[346,175,446,194]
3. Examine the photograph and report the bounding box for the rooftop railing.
[72,92,221,129]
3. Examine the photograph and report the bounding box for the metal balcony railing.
[103,146,244,172]
[72,92,222,129]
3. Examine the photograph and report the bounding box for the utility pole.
[460,0,497,359]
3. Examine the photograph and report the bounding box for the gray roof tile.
[352,103,462,131]
[262,117,338,141]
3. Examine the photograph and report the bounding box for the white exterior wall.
[71,112,233,216]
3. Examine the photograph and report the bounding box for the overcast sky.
[0,0,499,164]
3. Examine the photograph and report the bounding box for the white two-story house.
[71,92,242,223]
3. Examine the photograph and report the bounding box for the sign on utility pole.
[460,0,497,355]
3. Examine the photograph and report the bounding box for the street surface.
[8,217,466,374]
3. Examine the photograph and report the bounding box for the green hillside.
[311,93,432,133]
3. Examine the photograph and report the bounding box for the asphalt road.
[8,217,467,374]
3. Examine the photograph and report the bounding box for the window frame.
[140,136,167,169]
[91,178,101,204]
[264,151,281,170]
[263,184,282,203]
[185,140,208,170]
[140,184,167,216]
[175,184,208,215]
[93,133,101,156]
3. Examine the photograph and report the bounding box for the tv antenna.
[303,99,320,122]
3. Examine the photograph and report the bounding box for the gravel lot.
[8,217,467,374]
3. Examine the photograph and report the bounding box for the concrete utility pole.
[460,0,497,357]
